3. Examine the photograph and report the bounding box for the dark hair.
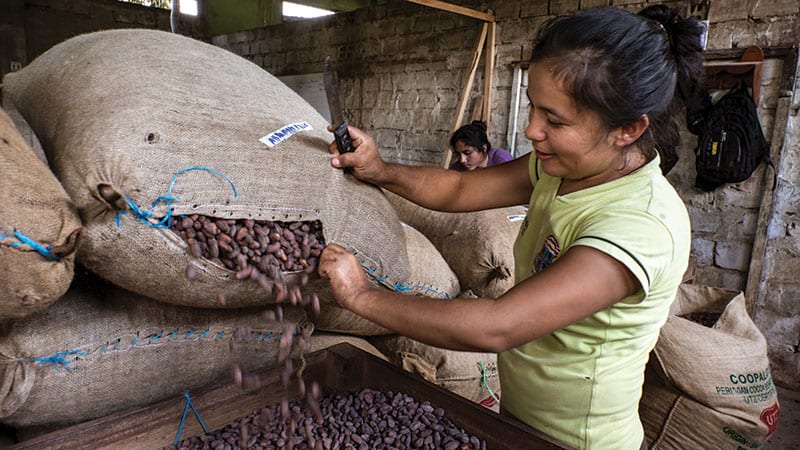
[530,6,705,174]
[450,120,492,154]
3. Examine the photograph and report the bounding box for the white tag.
[259,122,313,148]
[507,214,525,222]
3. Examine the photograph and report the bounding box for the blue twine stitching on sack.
[174,390,208,446]
[25,327,286,374]
[29,349,88,372]
[115,166,238,228]
[478,361,500,404]
[361,261,451,299]
[0,229,60,260]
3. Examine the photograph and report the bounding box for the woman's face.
[524,60,624,184]
[454,141,488,170]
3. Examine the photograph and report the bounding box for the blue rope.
[174,390,208,446]
[0,229,60,260]
[360,260,451,299]
[478,361,500,404]
[29,349,84,372]
[115,166,238,229]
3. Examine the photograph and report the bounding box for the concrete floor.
[767,386,800,449]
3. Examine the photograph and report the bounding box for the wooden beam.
[441,21,488,168]
[482,19,496,127]
[404,0,494,22]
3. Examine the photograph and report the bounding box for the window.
[282,2,334,19]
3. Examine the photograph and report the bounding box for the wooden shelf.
[704,46,763,104]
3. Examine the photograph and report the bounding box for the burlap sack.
[306,331,388,361]
[311,221,461,336]
[0,107,83,321]
[368,335,500,412]
[0,271,310,429]
[384,190,525,299]
[2,28,408,308]
[640,284,780,449]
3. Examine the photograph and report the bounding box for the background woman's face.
[454,141,487,170]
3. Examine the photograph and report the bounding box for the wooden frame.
[9,344,570,450]
[402,1,496,168]
[704,46,764,104]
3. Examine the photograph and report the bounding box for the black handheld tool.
[323,56,356,153]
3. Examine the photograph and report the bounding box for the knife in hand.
[323,56,356,154]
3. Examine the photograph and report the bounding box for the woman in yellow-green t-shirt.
[317,5,704,450]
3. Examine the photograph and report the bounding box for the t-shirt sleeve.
[489,148,514,166]
[571,210,674,294]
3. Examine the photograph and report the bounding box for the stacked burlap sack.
[2,28,410,310]
[384,190,526,299]
[0,108,83,321]
[0,270,310,431]
[1,28,519,436]
[640,284,780,449]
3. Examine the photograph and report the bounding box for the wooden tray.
[10,343,569,449]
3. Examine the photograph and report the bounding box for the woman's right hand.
[327,125,387,185]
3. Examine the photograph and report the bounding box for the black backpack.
[693,85,774,191]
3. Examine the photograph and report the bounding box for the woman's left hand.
[318,243,374,309]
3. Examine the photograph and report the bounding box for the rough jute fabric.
[0,272,310,429]
[368,334,500,410]
[640,284,780,449]
[0,107,82,320]
[311,221,460,336]
[2,29,408,308]
[384,190,524,299]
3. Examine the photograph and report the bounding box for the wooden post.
[441,22,488,168]
[482,19,496,128]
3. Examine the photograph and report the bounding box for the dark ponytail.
[450,120,492,154]
[530,6,705,174]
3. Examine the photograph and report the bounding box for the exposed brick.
[580,0,610,9]
[493,2,521,20]
[708,0,753,23]
[692,237,715,265]
[550,0,580,15]
[715,241,753,271]
[752,0,799,19]
[520,0,550,18]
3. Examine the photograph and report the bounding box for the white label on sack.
[507,214,526,222]
[260,122,313,148]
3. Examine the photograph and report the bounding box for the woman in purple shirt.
[449,120,513,171]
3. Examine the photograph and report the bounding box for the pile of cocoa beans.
[171,215,325,275]
[171,215,324,312]
[165,388,485,450]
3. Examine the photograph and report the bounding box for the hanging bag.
[693,85,774,191]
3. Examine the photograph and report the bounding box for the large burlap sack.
[368,335,500,412]
[0,271,310,429]
[384,191,525,299]
[640,284,780,449]
[0,108,83,321]
[2,29,408,309]
[311,222,461,336]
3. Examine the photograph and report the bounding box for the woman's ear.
[610,115,650,147]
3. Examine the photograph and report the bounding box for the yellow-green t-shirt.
[498,155,690,450]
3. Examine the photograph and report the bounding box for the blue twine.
[30,349,84,372]
[174,390,208,446]
[28,327,285,375]
[478,361,501,404]
[0,229,59,260]
[359,260,451,299]
[115,166,238,229]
